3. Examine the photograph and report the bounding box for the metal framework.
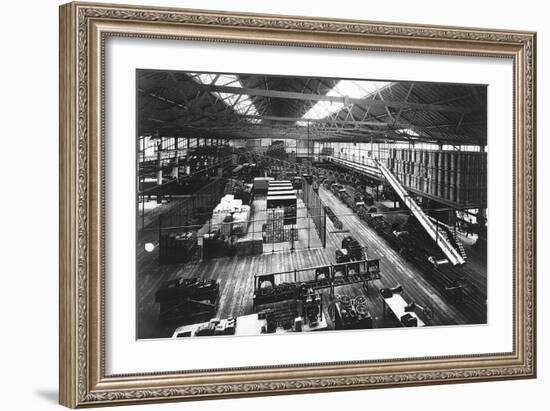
[137,70,487,146]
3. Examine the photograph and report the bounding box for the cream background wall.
[0,0,546,409]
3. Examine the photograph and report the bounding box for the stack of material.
[268,180,293,190]
[263,209,298,243]
[220,214,233,237]
[385,148,487,206]
[263,208,285,243]
[231,206,250,236]
[211,194,250,236]
[267,180,297,225]
[283,225,299,242]
[212,194,235,220]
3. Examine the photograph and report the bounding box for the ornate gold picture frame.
[59,1,536,408]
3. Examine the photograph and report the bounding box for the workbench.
[172,313,328,338]
[382,293,425,327]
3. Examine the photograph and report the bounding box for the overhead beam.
[147,122,474,144]
[147,109,481,134]
[141,112,477,142]
[139,87,483,143]
[140,80,479,114]
[197,84,479,113]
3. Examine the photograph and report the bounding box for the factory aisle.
[318,186,473,326]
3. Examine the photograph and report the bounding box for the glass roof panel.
[189,73,259,121]
[327,80,390,99]
[300,79,391,123]
[396,128,420,137]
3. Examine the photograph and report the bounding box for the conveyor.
[374,159,466,266]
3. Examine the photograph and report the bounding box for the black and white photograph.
[136,70,487,340]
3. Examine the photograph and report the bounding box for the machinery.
[253,236,381,330]
[173,317,237,338]
[340,236,366,261]
[155,278,220,324]
[335,236,369,283]
[330,182,343,195]
[333,294,373,330]
[325,206,343,230]
[255,284,324,333]
[253,280,301,306]
[379,284,426,327]
[353,204,472,307]
[299,285,323,327]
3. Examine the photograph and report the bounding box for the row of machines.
[253,237,381,331]
[322,178,474,310]
[159,240,426,336]
[256,285,325,333]
[357,208,471,305]
[169,284,325,338]
[334,237,426,328]
[332,237,374,329]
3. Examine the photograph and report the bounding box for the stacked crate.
[264,208,285,243]
[283,226,299,242]
[231,206,250,236]
[385,148,487,206]
[266,180,297,225]
[211,194,250,237]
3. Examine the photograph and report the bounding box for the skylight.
[327,80,390,99]
[189,73,260,123]
[396,128,420,137]
[298,80,391,125]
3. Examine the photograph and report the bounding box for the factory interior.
[136,70,488,339]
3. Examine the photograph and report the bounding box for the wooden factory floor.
[136,187,487,339]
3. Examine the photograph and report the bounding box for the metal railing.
[374,159,465,266]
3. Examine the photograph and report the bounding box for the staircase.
[427,216,468,262]
[374,159,466,266]
[457,241,468,261]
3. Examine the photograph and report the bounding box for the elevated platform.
[374,159,466,266]
[327,156,383,180]
[327,156,486,209]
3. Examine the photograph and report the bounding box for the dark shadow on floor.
[35,389,58,404]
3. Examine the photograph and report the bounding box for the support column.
[418,150,424,192]
[437,150,444,198]
[466,153,472,204]
[442,151,449,201]
[430,151,435,195]
[156,138,163,185]
[370,136,374,159]
[186,137,191,175]
[156,137,163,204]
[171,137,179,178]
[456,152,462,204]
